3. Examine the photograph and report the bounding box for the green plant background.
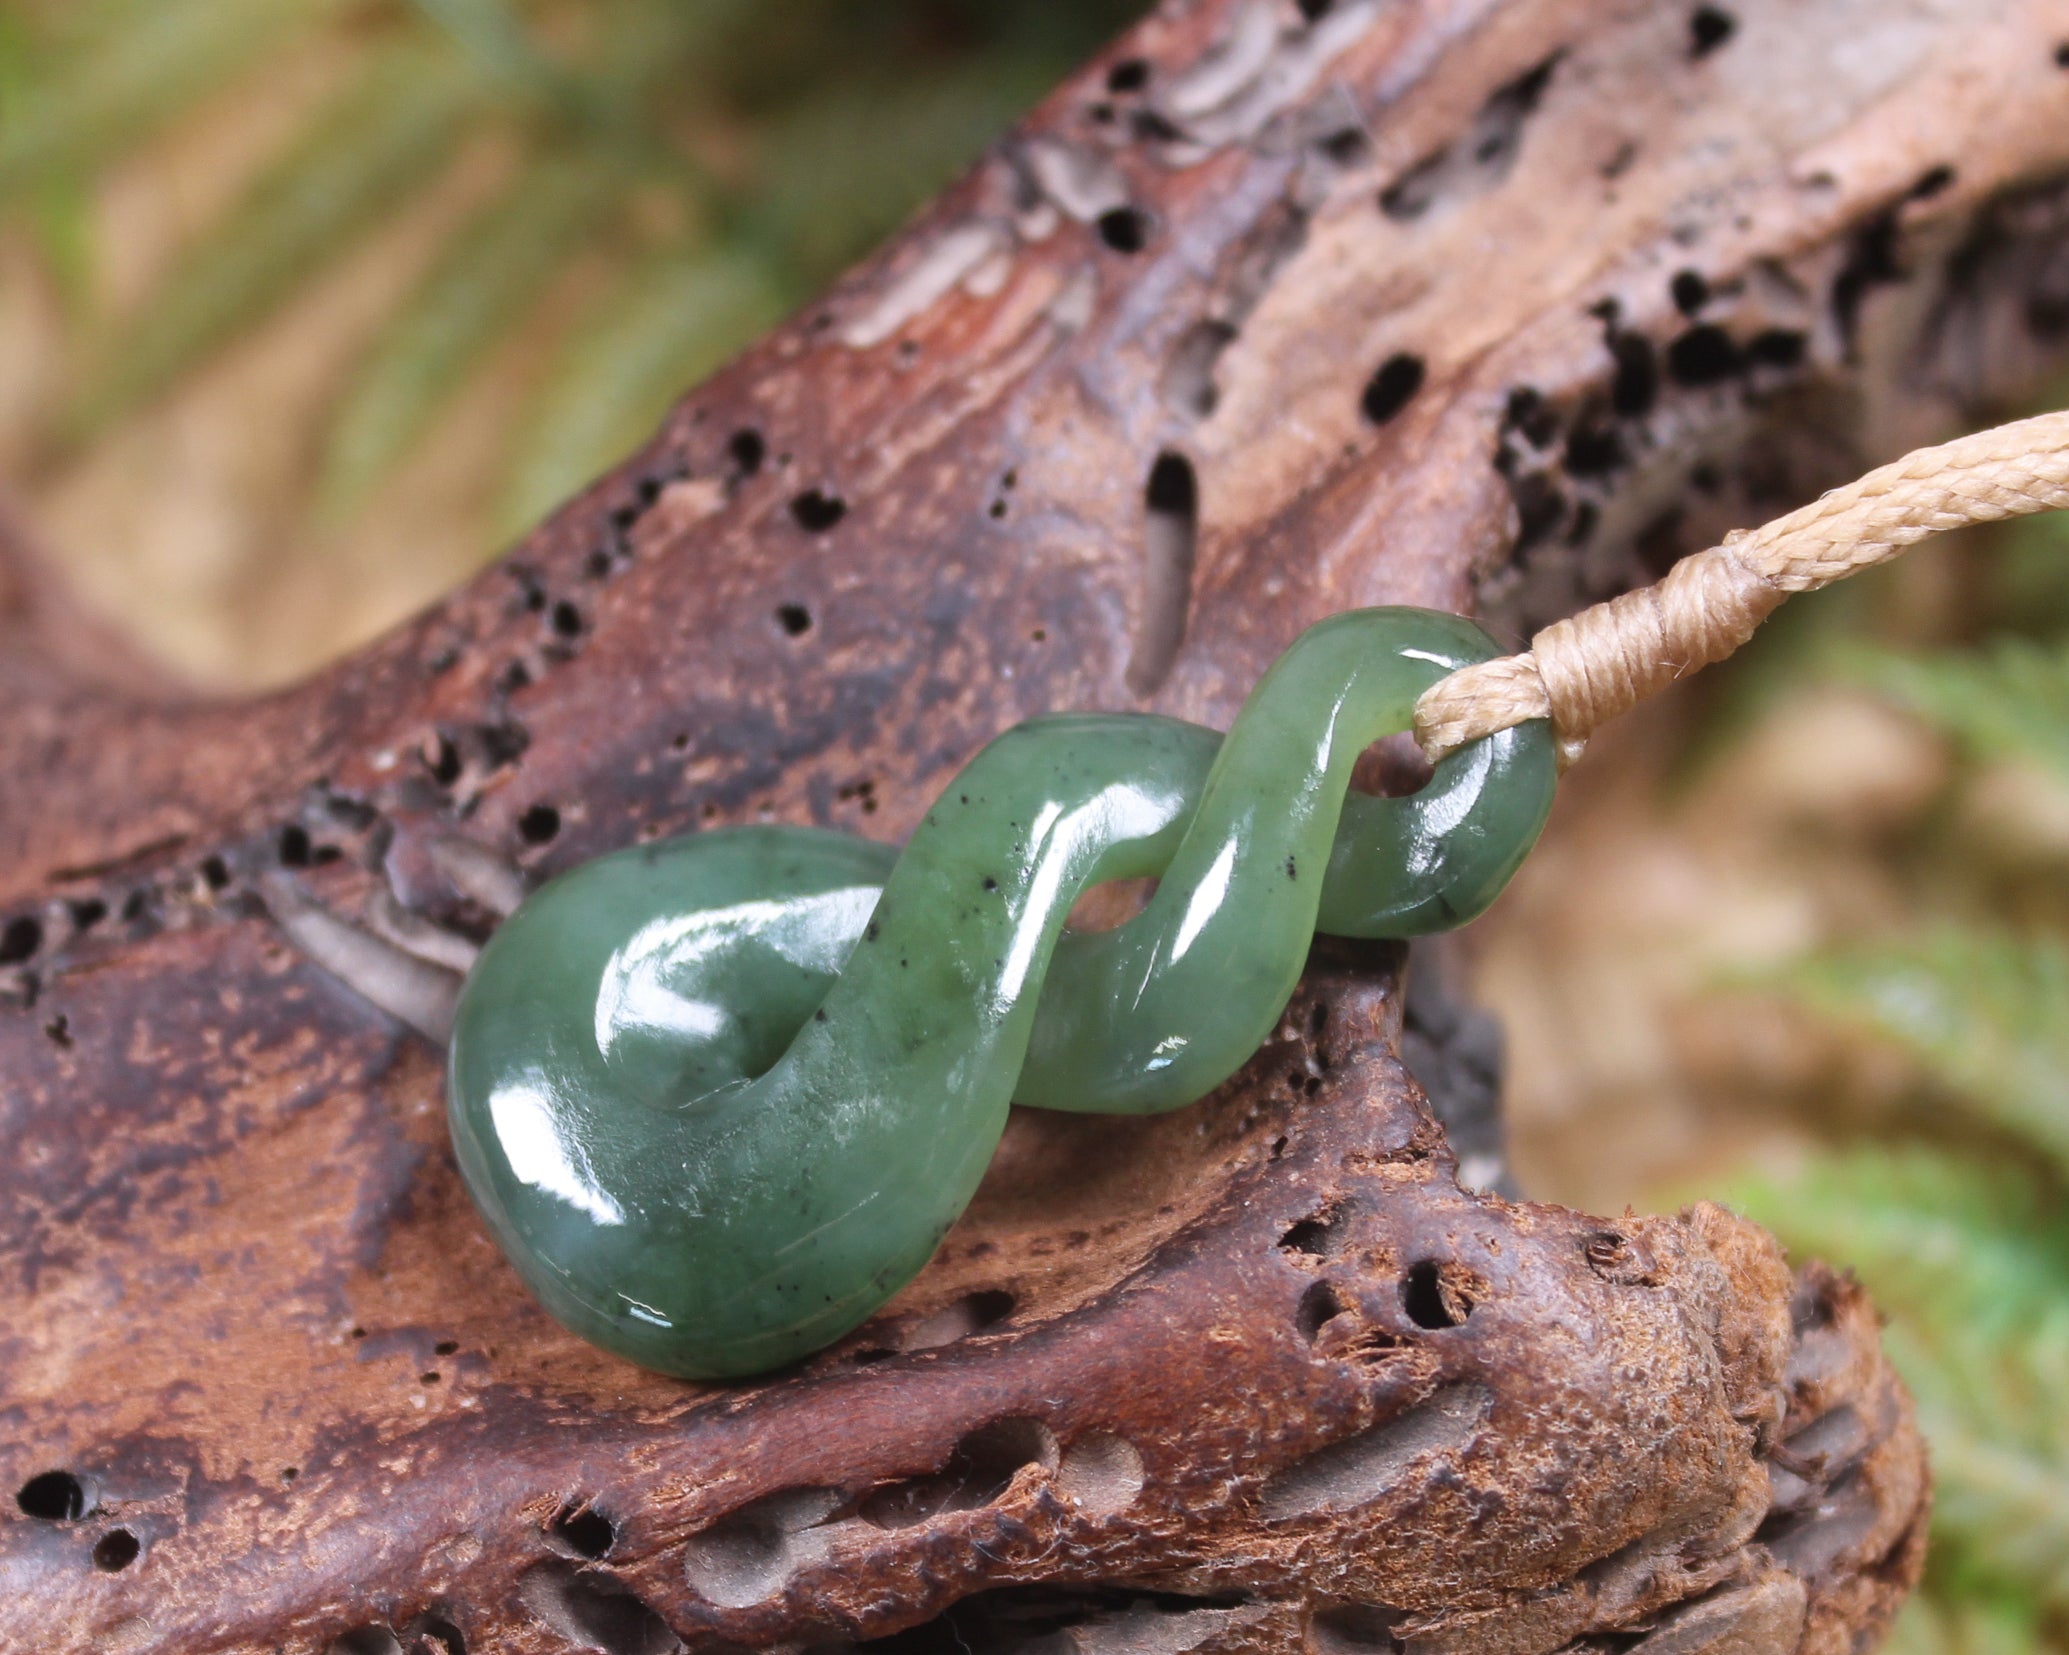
[0,0,1139,679]
[3,3,2067,1649]
[1719,507,2069,1653]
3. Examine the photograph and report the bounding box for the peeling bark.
[11,0,2066,1647]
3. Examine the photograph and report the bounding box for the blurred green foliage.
[1731,505,2069,1652]
[0,0,1140,536]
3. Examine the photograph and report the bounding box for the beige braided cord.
[1414,410,2069,767]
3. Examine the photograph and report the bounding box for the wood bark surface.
[9,0,2069,1647]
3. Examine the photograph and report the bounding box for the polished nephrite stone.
[447,608,1556,1378]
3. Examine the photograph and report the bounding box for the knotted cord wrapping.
[1414,410,2069,765]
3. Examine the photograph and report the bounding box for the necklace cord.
[1412,408,2069,768]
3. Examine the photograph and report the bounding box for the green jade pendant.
[447,608,1556,1378]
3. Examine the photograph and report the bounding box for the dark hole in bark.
[551,1501,617,1559]
[426,733,462,786]
[2057,41,2069,69]
[1832,211,1903,348]
[0,914,41,964]
[278,825,313,867]
[1587,1228,1663,1285]
[1162,320,1236,420]
[1610,333,1658,416]
[1671,268,1710,315]
[550,601,583,640]
[329,1631,403,1655]
[1310,1604,1405,1651]
[1746,328,1808,369]
[1279,1203,1347,1259]
[966,1287,1016,1327]
[861,1417,1058,1529]
[729,428,765,475]
[1588,1232,1632,1272]
[1133,107,1184,144]
[1096,206,1151,253]
[1666,324,1742,385]
[1401,1260,1473,1328]
[434,1339,458,1356]
[1298,1280,1349,1341]
[1510,472,1566,552]
[18,1470,89,1520]
[1281,1218,1330,1256]
[1319,125,1371,165]
[93,1528,140,1571]
[518,804,561,845]
[68,897,107,929]
[1472,52,1561,173]
[410,1612,467,1655]
[1126,452,1198,697]
[895,1287,1018,1352]
[777,603,813,637]
[1297,0,1333,17]
[1564,412,1625,477]
[1106,57,1149,93]
[1360,354,1425,425]
[1502,385,1561,447]
[1910,164,1954,200]
[1689,6,1736,56]
[1379,151,1444,221]
[790,489,847,532]
[44,1013,71,1048]
[1790,1277,1839,1335]
[478,721,531,769]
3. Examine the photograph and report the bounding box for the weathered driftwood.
[12,0,2069,1646]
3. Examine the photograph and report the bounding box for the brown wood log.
[12,0,2069,1646]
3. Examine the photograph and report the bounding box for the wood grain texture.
[12,0,2069,1646]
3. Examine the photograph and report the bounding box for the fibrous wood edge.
[6,0,2065,1648]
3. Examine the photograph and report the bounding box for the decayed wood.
[10,0,2069,1646]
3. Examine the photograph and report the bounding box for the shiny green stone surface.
[447,607,1555,1378]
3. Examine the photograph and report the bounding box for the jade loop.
[447,608,1557,1378]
